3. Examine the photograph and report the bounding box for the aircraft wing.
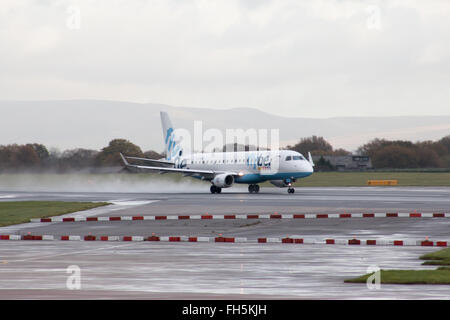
[120,153,236,179]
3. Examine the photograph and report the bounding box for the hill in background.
[1,100,449,153]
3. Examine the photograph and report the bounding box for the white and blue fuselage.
[180,150,313,185]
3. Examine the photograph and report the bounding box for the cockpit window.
[285,156,292,161]
[293,156,305,160]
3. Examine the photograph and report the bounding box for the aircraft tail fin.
[160,111,183,160]
[308,152,315,167]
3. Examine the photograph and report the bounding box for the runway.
[1,187,450,299]
[2,186,450,215]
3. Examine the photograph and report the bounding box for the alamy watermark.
[66,265,81,290]
[172,121,280,154]
[66,5,81,30]
[366,265,381,290]
[365,5,382,30]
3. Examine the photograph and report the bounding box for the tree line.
[287,135,450,169]
[356,136,450,169]
[0,139,163,173]
[0,135,449,172]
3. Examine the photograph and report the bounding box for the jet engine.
[212,174,234,188]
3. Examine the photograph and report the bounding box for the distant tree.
[28,143,50,163]
[358,137,449,169]
[371,145,419,169]
[0,145,14,171]
[45,147,62,171]
[419,141,447,158]
[357,139,415,157]
[286,136,349,156]
[286,136,332,155]
[437,135,450,154]
[61,148,99,170]
[415,145,443,168]
[17,145,40,167]
[0,144,40,171]
[315,156,334,171]
[144,150,164,159]
[95,139,144,166]
[437,136,450,168]
[332,148,352,156]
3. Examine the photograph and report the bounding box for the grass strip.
[0,201,110,227]
[345,248,450,284]
[287,172,450,187]
[344,269,450,285]
[420,248,450,266]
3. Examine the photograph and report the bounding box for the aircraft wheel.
[210,185,217,194]
[216,187,222,194]
[248,184,260,194]
[288,188,295,194]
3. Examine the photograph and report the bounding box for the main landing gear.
[287,187,295,194]
[210,185,222,194]
[248,184,260,194]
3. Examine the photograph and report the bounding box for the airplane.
[120,112,314,194]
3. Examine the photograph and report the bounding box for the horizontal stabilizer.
[124,155,174,167]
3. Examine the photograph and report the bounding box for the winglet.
[119,153,129,166]
[308,152,315,167]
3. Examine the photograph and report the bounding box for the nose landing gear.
[248,184,260,193]
[284,178,295,194]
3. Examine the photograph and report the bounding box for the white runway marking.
[109,200,159,206]
[0,194,18,199]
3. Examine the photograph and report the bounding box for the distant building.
[312,155,372,171]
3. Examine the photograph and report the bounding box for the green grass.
[286,172,450,187]
[0,201,110,227]
[344,269,450,285]
[420,248,450,266]
[345,248,450,284]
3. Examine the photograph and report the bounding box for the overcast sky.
[1,0,449,118]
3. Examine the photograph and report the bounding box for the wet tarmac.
[0,187,449,299]
[0,241,447,299]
